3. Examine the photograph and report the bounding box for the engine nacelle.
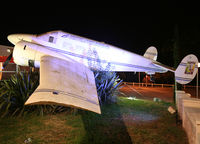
[13,41,40,68]
[12,40,74,69]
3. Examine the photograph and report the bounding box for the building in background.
[0,45,16,80]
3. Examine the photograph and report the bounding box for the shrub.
[0,71,39,117]
[87,52,123,105]
[0,71,66,117]
[0,64,123,117]
[93,70,123,105]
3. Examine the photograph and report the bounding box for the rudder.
[175,54,198,84]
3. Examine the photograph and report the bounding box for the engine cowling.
[12,40,72,68]
[13,41,40,68]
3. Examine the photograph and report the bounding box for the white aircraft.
[4,30,198,114]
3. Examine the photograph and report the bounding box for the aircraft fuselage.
[8,31,166,73]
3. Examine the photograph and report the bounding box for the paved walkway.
[119,85,174,102]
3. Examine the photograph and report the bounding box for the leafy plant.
[93,70,123,105]
[0,59,123,117]
[0,70,74,117]
[0,71,39,117]
[87,50,123,105]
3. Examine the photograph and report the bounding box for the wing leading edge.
[25,55,101,114]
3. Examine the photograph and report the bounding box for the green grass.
[0,97,188,144]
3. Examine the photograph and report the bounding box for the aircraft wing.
[113,54,175,74]
[25,55,101,114]
[151,60,175,72]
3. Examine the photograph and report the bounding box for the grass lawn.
[0,97,188,144]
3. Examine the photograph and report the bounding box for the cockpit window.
[36,31,58,44]
[49,36,54,43]
[48,36,57,43]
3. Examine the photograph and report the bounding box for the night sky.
[0,2,200,67]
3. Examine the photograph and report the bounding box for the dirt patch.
[43,114,73,130]
[26,114,75,143]
[41,115,73,141]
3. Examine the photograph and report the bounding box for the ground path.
[119,85,174,102]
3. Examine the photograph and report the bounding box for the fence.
[0,63,18,80]
[122,82,174,88]
[122,82,200,89]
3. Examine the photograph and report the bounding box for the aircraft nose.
[7,34,33,45]
[7,34,19,45]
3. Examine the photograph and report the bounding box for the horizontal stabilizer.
[144,46,158,61]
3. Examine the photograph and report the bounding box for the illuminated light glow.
[40,46,166,72]
[7,49,11,53]
[127,97,138,100]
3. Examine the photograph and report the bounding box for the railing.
[122,82,200,89]
[0,63,17,73]
[122,82,174,88]
[0,63,18,80]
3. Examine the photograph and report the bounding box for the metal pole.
[146,75,147,87]
[138,72,140,87]
[197,68,198,98]
[174,73,178,124]
[174,73,177,104]
[16,64,18,73]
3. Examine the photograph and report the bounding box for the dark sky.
[0,2,200,66]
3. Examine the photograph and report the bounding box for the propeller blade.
[2,53,13,69]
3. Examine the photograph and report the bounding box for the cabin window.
[49,36,54,43]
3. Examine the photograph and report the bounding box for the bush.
[0,71,39,117]
[0,71,66,117]
[93,70,123,105]
[0,65,123,117]
[88,54,123,105]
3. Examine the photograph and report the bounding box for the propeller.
[2,52,13,69]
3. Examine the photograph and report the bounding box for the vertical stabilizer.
[175,54,198,84]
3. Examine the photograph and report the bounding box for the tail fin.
[144,46,158,61]
[175,54,199,84]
